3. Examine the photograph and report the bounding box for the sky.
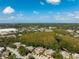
[0,0,79,23]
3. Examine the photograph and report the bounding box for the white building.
[0,28,18,35]
[45,29,53,32]
[66,29,74,33]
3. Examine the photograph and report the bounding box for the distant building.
[0,28,18,35]
[76,30,79,34]
[45,29,53,32]
[66,29,74,33]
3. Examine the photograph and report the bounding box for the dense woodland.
[0,23,79,29]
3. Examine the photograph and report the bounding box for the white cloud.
[3,6,15,14]
[53,11,79,21]
[46,0,61,5]
[40,1,45,5]
[33,10,39,15]
[39,15,50,19]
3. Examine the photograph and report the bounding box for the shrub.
[28,55,35,59]
[7,54,16,59]
[53,52,63,59]
[18,46,26,56]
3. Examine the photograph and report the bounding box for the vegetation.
[58,35,79,53]
[28,55,35,59]
[0,37,20,47]
[7,54,16,59]
[20,32,55,48]
[18,46,27,56]
[53,52,63,59]
[18,46,31,56]
[20,31,79,53]
[1,24,79,58]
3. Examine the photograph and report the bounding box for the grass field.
[20,32,79,53]
[20,32,55,48]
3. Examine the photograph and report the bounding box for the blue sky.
[0,0,79,23]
